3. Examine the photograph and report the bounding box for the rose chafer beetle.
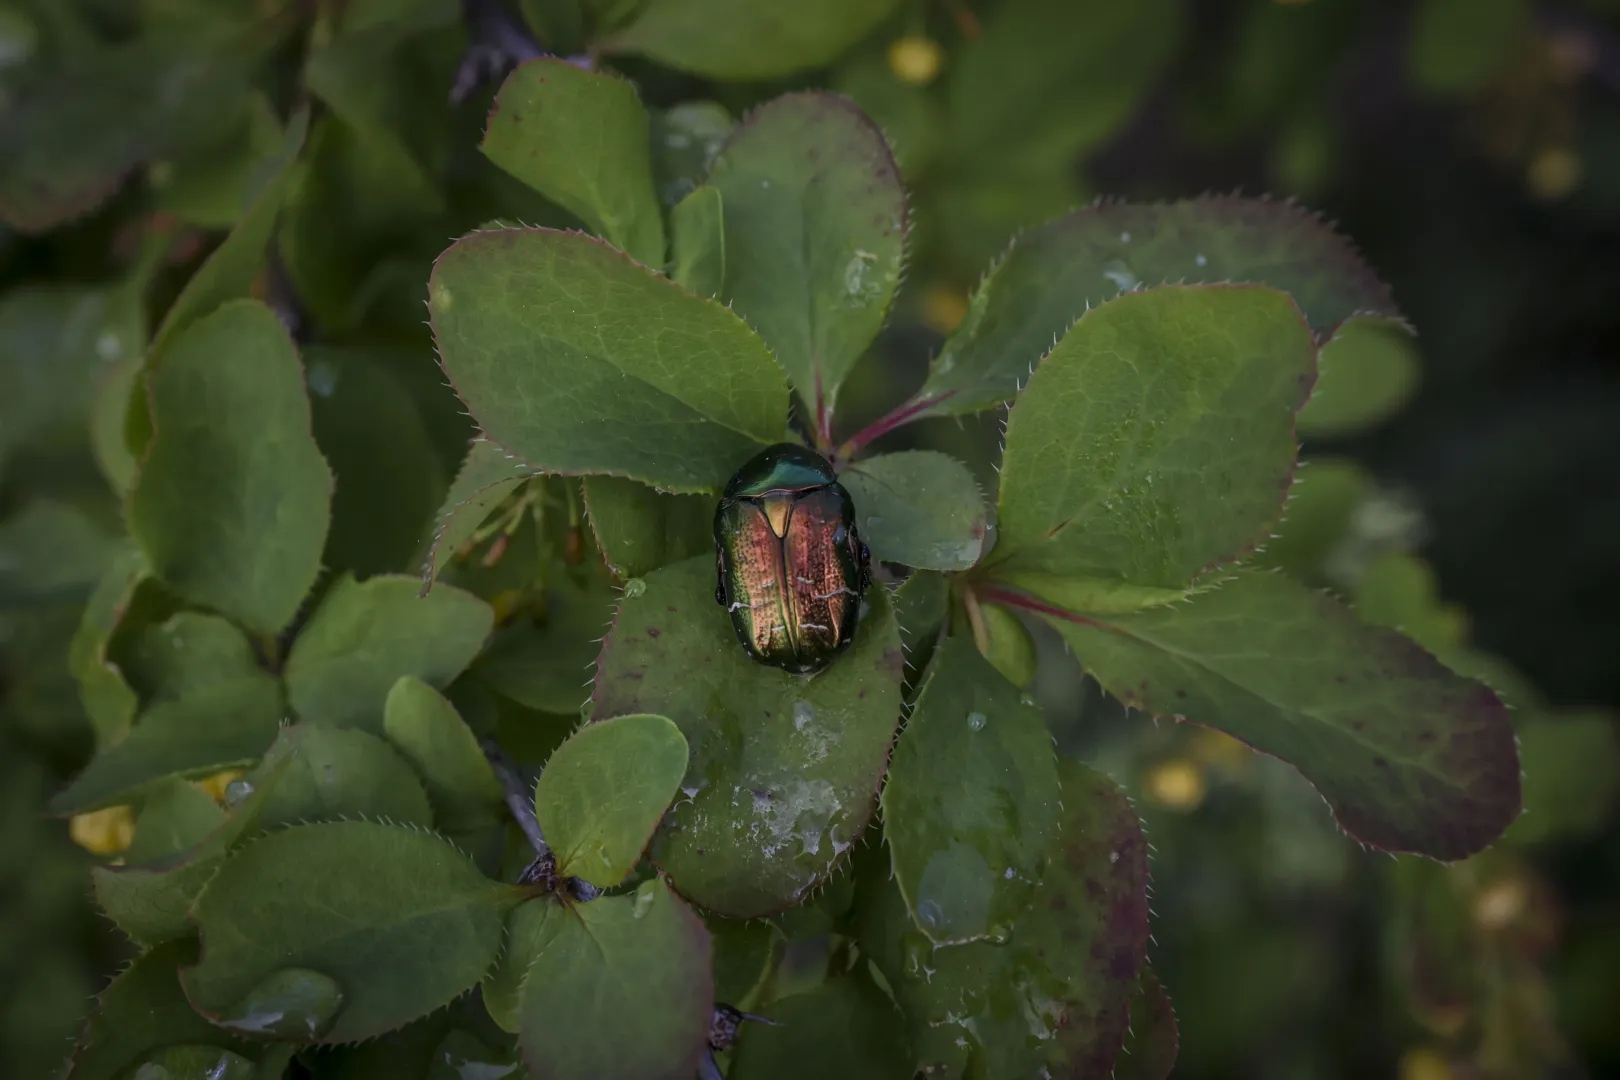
[714,443,871,675]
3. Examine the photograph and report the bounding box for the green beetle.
[714,443,870,675]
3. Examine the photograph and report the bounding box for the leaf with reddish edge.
[181,821,520,1045]
[997,568,1521,859]
[902,195,1401,420]
[881,634,1060,946]
[428,227,788,495]
[856,759,1150,1078]
[481,59,666,268]
[989,285,1315,595]
[589,555,903,918]
[707,91,906,423]
[419,438,538,592]
[1115,965,1178,1080]
[67,940,286,1080]
[516,879,713,1080]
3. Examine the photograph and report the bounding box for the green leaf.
[1038,569,1522,859]
[66,940,283,1080]
[482,899,566,1034]
[669,184,725,297]
[916,196,1400,416]
[603,0,903,79]
[127,299,332,635]
[582,474,712,581]
[709,92,905,414]
[709,916,782,1008]
[591,556,903,917]
[124,778,226,865]
[977,602,1037,689]
[1115,965,1178,1080]
[92,353,144,496]
[892,570,947,655]
[861,760,1150,1078]
[1296,315,1420,436]
[0,28,258,232]
[285,574,493,730]
[182,820,519,1044]
[384,677,505,826]
[0,499,117,608]
[516,879,712,1080]
[245,723,436,832]
[421,439,539,590]
[991,286,1314,593]
[882,635,1059,945]
[50,613,284,814]
[70,553,144,748]
[945,0,1182,175]
[482,59,665,267]
[471,574,616,714]
[839,451,986,571]
[146,106,310,363]
[651,101,733,207]
[730,975,912,1080]
[151,92,288,229]
[430,227,789,493]
[307,347,450,578]
[90,753,295,946]
[535,713,690,887]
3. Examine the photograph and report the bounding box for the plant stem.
[835,392,951,462]
[480,738,549,858]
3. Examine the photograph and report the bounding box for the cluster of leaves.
[0,2,1551,1079]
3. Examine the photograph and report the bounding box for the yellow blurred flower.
[887,36,943,87]
[1145,758,1207,811]
[1474,876,1528,932]
[921,286,968,334]
[1398,1048,1454,1080]
[70,805,135,856]
[1527,148,1581,201]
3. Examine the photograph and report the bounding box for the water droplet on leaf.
[130,1045,256,1080]
[216,967,343,1040]
[623,578,647,599]
[222,779,254,807]
[966,712,987,732]
[1100,259,1138,292]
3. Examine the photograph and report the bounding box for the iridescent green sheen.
[715,443,869,674]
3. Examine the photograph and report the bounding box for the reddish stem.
[977,584,1100,627]
[836,392,952,461]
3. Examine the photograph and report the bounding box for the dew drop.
[222,779,254,808]
[1100,259,1138,292]
[985,923,1013,945]
[306,360,338,398]
[216,967,344,1040]
[130,1044,257,1080]
[429,1028,522,1080]
[623,577,647,599]
[916,897,944,928]
[95,331,122,362]
[1195,252,1208,267]
[966,712,987,732]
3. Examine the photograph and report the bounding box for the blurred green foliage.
[1,1,1617,1079]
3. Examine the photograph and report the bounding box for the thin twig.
[480,737,549,857]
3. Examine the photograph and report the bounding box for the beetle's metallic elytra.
[714,443,870,675]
